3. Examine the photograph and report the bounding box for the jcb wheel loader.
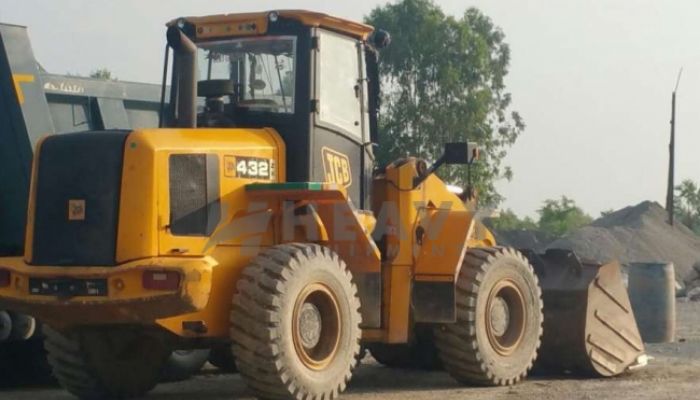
[0,10,645,400]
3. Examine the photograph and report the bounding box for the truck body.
[1,22,163,256]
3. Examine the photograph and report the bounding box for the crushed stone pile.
[684,262,700,299]
[548,201,700,281]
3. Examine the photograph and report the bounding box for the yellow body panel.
[172,10,374,40]
[116,128,285,263]
[136,128,284,336]
[157,245,257,337]
[246,184,381,274]
[371,158,494,342]
[2,133,493,345]
[0,255,216,330]
[7,128,286,337]
[22,135,45,263]
[414,210,472,278]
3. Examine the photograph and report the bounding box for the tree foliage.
[674,179,700,234]
[489,197,591,237]
[489,209,537,231]
[537,196,592,237]
[89,68,117,81]
[365,0,524,206]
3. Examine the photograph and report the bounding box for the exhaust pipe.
[0,311,37,342]
[166,25,197,128]
[9,311,36,340]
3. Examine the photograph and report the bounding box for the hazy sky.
[1,0,698,218]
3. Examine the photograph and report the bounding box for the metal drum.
[627,262,676,343]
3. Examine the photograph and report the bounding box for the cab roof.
[169,10,375,41]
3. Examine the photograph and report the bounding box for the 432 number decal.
[225,155,274,180]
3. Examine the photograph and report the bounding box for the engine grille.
[31,131,128,266]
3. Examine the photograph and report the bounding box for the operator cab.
[163,11,389,209]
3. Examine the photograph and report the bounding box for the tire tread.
[434,246,543,386]
[231,243,361,400]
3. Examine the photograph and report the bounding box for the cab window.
[317,30,362,140]
[197,36,297,114]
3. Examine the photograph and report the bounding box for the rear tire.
[231,243,362,400]
[0,335,53,387]
[434,247,542,386]
[44,325,170,399]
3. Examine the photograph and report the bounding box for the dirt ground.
[3,301,700,400]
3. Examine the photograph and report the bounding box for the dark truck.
[0,22,210,384]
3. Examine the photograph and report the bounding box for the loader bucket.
[523,248,645,377]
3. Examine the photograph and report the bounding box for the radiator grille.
[32,131,128,266]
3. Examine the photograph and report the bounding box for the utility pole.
[666,68,683,225]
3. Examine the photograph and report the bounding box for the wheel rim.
[485,279,527,356]
[292,282,341,370]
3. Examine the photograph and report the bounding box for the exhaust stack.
[166,25,197,128]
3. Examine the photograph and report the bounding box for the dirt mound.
[549,201,700,280]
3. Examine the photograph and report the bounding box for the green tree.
[537,196,592,237]
[489,209,537,231]
[366,0,524,206]
[89,68,117,81]
[674,179,700,233]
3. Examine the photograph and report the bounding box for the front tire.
[434,247,543,386]
[44,325,170,399]
[231,244,362,400]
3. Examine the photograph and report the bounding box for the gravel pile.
[548,201,700,281]
[684,262,700,300]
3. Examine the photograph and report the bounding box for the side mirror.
[370,29,391,49]
[412,141,480,188]
[444,142,479,165]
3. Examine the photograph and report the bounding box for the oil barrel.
[627,262,676,343]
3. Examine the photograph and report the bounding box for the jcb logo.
[322,147,352,187]
[68,199,86,221]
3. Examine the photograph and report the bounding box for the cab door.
[311,28,372,209]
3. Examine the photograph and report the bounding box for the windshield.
[197,36,296,114]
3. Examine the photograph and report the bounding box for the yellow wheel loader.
[0,10,645,399]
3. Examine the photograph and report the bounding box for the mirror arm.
[412,154,447,189]
[462,163,476,202]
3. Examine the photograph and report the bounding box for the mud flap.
[523,249,645,377]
